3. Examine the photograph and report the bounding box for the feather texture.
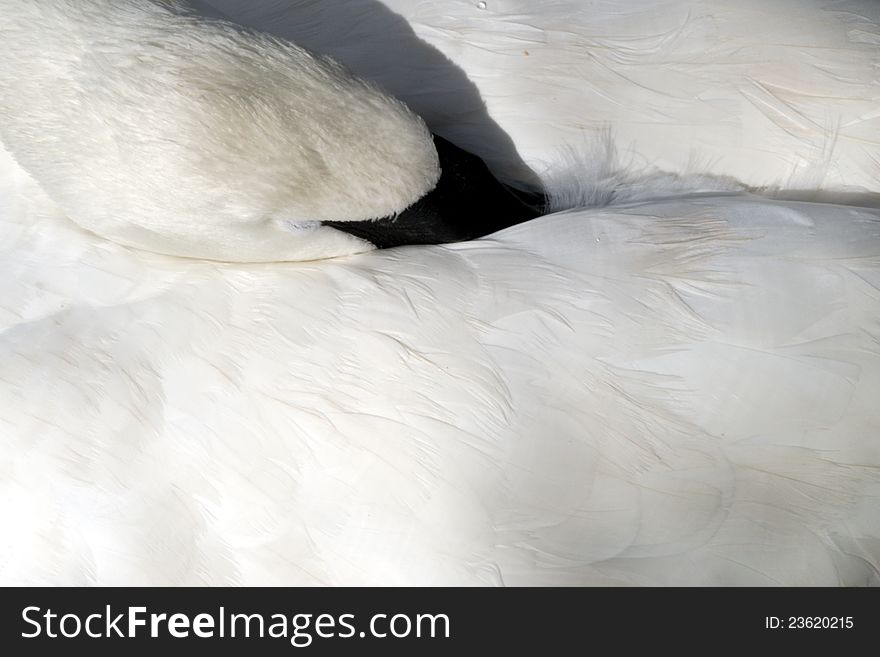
[1,0,879,586]
[200,0,880,197]
[0,0,439,261]
[2,141,878,585]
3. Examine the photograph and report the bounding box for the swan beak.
[323,135,546,248]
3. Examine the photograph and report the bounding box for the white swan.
[1,0,878,585]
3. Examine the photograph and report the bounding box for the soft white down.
[2,140,879,584]
[206,0,880,197]
[1,0,878,586]
[0,0,440,261]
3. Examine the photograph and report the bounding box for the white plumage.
[205,0,880,197]
[1,0,879,585]
[0,0,439,261]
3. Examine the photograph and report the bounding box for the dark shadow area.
[325,135,545,247]
[194,0,540,189]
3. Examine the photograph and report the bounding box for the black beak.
[323,135,547,249]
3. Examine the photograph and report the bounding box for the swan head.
[324,135,546,249]
[0,0,544,262]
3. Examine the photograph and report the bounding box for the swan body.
[1,1,879,586]
[2,141,879,584]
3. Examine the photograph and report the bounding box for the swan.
[1,0,878,585]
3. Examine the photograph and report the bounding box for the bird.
[0,0,878,586]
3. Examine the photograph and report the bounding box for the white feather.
[2,140,879,585]
[1,1,879,586]
[0,0,439,262]
[201,0,880,197]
